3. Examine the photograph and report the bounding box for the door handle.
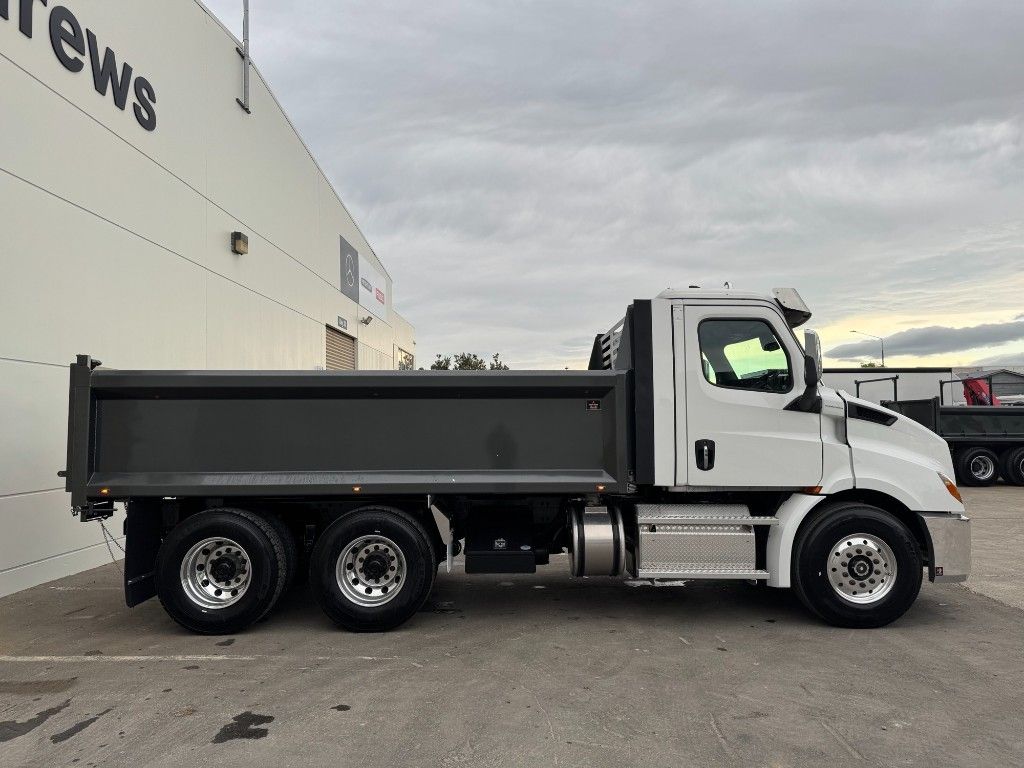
[695,439,715,471]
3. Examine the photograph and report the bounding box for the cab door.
[674,304,822,487]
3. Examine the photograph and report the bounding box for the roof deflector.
[772,287,812,328]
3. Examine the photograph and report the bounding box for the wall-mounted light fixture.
[360,316,373,326]
[231,231,249,255]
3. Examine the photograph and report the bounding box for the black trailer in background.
[882,397,1024,486]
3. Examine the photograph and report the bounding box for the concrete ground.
[1,488,1022,768]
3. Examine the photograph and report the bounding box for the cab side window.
[698,319,792,394]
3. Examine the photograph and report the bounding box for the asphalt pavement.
[1,486,1021,767]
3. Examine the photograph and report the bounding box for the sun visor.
[772,287,812,327]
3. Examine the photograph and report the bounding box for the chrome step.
[640,516,778,527]
[635,504,776,526]
[636,568,770,580]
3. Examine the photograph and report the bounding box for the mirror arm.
[785,353,822,413]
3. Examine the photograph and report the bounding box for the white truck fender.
[766,493,828,588]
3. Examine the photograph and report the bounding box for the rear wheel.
[309,507,435,632]
[956,447,999,486]
[792,503,922,628]
[155,508,287,634]
[999,447,1024,486]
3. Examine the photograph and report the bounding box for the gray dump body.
[884,397,1024,444]
[64,356,631,508]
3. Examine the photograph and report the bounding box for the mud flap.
[124,501,162,606]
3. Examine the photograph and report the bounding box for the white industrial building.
[1,0,415,596]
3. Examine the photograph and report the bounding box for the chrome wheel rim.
[180,537,251,609]
[970,455,995,482]
[828,534,897,605]
[336,535,407,607]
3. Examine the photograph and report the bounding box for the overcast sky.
[204,0,1024,369]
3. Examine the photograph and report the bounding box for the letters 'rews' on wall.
[2,0,157,131]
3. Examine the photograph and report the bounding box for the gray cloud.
[204,0,1024,368]
[828,320,1024,361]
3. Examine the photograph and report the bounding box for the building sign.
[358,256,388,321]
[339,235,387,320]
[1,1,157,131]
[339,236,359,303]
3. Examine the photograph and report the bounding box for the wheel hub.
[360,551,390,581]
[827,534,898,605]
[848,555,873,579]
[335,535,407,607]
[970,455,995,482]
[180,537,252,609]
[210,557,237,582]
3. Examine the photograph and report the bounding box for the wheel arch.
[767,489,930,588]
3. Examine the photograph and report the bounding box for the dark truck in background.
[883,396,1024,487]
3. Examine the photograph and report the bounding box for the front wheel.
[309,507,435,632]
[792,503,922,628]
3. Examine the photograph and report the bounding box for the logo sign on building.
[339,236,359,304]
[358,256,388,321]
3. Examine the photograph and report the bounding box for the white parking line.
[0,654,412,663]
[0,655,258,662]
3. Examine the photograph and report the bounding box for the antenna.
[236,0,252,114]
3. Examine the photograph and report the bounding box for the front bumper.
[918,512,971,582]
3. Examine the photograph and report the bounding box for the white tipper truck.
[63,287,971,634]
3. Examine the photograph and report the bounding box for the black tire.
[264,513,299,594]
[998,447,1024,486]
[155,508,287,635]
[792,503,923,628]
[309,507,435,632]
[956,446,999,486]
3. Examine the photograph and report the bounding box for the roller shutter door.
[326,326,357,370]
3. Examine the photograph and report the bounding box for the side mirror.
[785,330,823,413]
[803,329,823,385]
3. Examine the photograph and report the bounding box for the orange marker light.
[99,488,110,495]
[352,486,361,493]
[596,484,606,492]
[939,473,962,504]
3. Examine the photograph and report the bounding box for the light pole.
[850,330,885,367]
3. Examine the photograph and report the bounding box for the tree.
[860,362,880,368]
[429,353,510,370]
[429,355,452,370]
[453,353,488,370]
